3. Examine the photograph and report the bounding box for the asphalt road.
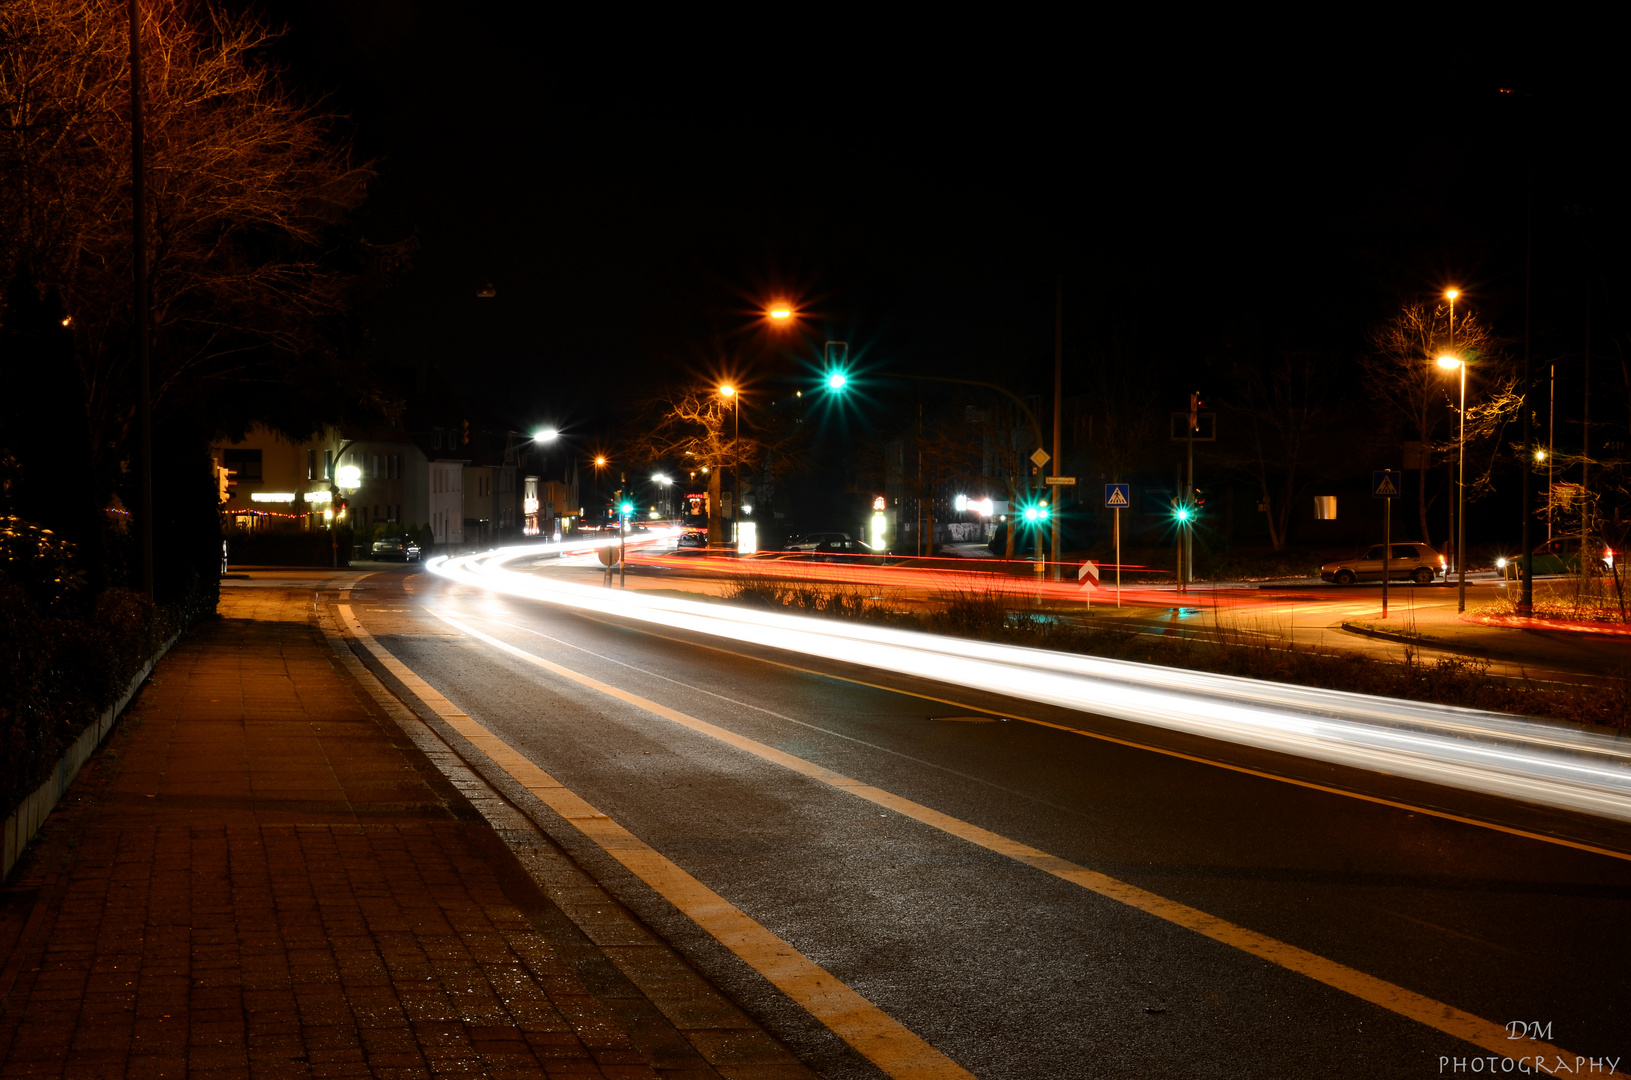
[336,565,1631,1079]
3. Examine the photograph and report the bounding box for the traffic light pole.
[1186,393,1197,589]
[1051,280,1063,581]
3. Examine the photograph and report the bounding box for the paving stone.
[0,584,667,1078]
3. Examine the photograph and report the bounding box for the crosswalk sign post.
[1105,484,1130,605]
[1373,471,1399,618]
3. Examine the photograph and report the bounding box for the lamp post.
[652,474,672,521]
[718,384,740,546]
[1438,354,1467,612]
[1445,289,1459,577]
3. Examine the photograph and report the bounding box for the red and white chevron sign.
[1077,560,1099,590]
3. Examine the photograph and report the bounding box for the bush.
[0,515,87,615]
[0,582,164,816]
[1,510,213,819]
[721,576,901,623]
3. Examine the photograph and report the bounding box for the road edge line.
[333,603,974,1080]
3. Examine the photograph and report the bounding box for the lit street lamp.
[1438,353,1468,612]
[652,473,672,519]
[718,384,741,544]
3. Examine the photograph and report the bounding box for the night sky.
[265,10,1624,446]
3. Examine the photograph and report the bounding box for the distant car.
[371,534,422,562]
[786,531,853,552]
[1515,536,1613,578]
[811,537,871,562]
[1321,542,1442,585]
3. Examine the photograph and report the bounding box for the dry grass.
[1477,571,1631,625]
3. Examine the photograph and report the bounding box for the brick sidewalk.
[0,586,677,1079]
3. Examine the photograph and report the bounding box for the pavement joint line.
[419,604,1618,1074]
[330,601,952,1080]
[560,607,1631,866]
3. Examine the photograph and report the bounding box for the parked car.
[1514,535,1613,578]
[1320,542,1442,585]
[370,534,422,562]
[785,531,853,552]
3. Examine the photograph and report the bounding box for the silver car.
[371,534,422,562]
[1321,542,1442,585]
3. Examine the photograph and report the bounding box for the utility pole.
[1582,286,1591,566]
[1520,104,1536,612]
[129,0,153,600]
[1051,279,1063,581]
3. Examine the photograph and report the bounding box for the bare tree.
[1360,303,1501,545]
[857,405,985,555]
[1225,350,1335,551]
[626,390,805,544]
[0,0,373,477]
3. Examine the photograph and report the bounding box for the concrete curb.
[1338,620,1489,656]
[2,633,179,882]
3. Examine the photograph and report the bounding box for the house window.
[307,448,316,480]
[323,449,333,480]
[371,453,380,479]
[223,448,262,482]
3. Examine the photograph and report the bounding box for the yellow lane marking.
[422,607,1614,1072]
[334,605,972,1080]
[563,610,1631,865]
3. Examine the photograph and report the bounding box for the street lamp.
[534,428,557,444]
[652,473,672,520]
[1438,353,1468,612]
[718,384,741,544]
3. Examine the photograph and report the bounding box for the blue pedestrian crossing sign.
[1372,470,1401,498]
[1105,483,1131,509]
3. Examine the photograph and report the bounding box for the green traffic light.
[827,370,848,390]
[1175,506,1191,523]
[619,501,633,515]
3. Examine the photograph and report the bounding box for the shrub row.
[0,516,216,820]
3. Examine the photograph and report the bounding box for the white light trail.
[429,547,1631,824]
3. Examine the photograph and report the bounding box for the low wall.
[2,634,177,881]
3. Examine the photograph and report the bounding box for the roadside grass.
[1476,571,1631,625]
[720,576,1631,733]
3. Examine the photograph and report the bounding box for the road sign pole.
[1104,484,1129,607]
[1372,470,1400,618]
[1383,496,1390,619]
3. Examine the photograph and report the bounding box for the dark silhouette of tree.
[1227,350,1336,551]
[1360,302,1503,546]
[0,0,376,483]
